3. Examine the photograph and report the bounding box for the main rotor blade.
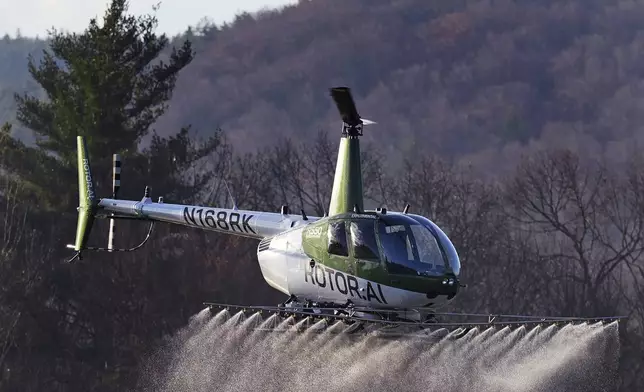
[330,87,362,127]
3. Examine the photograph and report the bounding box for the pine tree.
[0,2,224,390]
[1,0,205,208]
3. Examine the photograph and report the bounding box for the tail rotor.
[66,136,155,262]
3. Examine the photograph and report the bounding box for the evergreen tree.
[0,0,218,209]
[0,2,224,390]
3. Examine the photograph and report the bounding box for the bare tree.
[230,130,386,217]
[503,149,640,317]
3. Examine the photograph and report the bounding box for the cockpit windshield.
[326,213,461,277]
[408,214,461,276]
[377,216,448,276]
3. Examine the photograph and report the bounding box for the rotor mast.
[328,87,366,216]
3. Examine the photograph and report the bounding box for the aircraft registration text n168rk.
[183,207,255,235]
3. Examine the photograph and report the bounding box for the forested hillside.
[4,0,644,169]
[2,0,644,391]
[3,0,644,167]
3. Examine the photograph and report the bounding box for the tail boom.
[96,198,318,240]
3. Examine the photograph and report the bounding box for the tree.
[0,2,229,390]
[1,0,195,208]
[252,130,384,216]
[502,149,641,318]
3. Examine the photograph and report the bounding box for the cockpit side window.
[349,220,380,261]
[328,221,348,256]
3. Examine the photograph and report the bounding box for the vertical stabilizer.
[328,87,368,216]
[72,136,97,252]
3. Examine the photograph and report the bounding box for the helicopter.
[66,87,623,331]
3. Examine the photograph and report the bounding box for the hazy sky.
[0,0,297,38]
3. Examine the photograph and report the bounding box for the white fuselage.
[256,226,446,309]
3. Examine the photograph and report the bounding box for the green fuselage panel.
[301,216,456,296]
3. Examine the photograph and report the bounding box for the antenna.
[223,178,238,210]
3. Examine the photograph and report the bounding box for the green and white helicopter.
[66,87,623,331]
